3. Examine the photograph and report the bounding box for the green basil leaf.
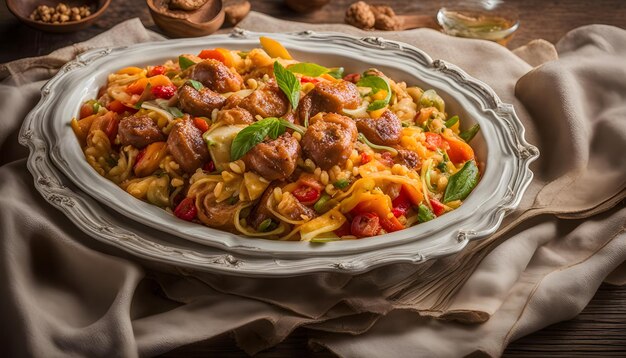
[327,67,345,79]
[418,204,435,223]
[459,124,480,143]
[444,115,459,128]
[357,75,391,111]
[274,61,301,109]
[230,117,284,160]
[443,160,479,203]
[287,62,329,77]
[179,56,196,71]
[187,79,204,91]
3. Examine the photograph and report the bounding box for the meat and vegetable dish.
[71,37,481,242]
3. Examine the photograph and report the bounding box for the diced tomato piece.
[292,185,321,205]
[391,187,413,217]
[343,73,361,83]
[334,220,352,237]
[152,84,177,99]
[300,76,319,84]
[203,160,216,173]
[104,115,119,144]
[148,65,167,77]
[424,132,445,151]
[198,49,226,63]
[360,151,372,164]
[79,103,94,119]
[193,117,210,132]
[351,213,381,238]
[430,198,446,217]
[107,100,135,114]
[379,215,404,233]
[174,197,197,221]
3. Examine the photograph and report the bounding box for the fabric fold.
[0,14,624,358]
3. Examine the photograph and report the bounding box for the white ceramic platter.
[20,30,538,276]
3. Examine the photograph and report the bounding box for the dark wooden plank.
[1,0,625,356]
[159,284,626,357]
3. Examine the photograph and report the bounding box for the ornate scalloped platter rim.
[19,30,538,276]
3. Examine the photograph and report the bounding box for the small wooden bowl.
[6,0,111,33]
[147,0,225,38]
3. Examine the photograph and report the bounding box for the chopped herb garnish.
[418,204,435,223]
[459,124,480,143]
[287,62,329,77]
[333,179,350,189]
[445,115,459,128]
[358,133,398,155]
[258,218,275,232]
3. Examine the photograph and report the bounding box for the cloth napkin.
[0,13,624,358]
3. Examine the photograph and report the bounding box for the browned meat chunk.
[247,183,279,230]
[355,110,402,145]
[189,59,243,93]
[396,149,421,170]
[278,192,317,221]
[118,114,164,149]
[243,133,300,181]
[177,84,226,117]
[298,80,360,120]
[216,107,254,125]
[167,118,210,173]
[238,88,289,118]
[301,113,358,170]
[196,192,243,230]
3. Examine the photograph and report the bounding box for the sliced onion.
[141,102,173,122]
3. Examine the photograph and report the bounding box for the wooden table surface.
[1,0,625,356]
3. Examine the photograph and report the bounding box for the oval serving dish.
[20,30,538,276]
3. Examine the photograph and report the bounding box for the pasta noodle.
[71,38,481,242]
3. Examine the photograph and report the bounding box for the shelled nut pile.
[29,3,92,24]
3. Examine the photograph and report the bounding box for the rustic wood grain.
[1,0,624,356]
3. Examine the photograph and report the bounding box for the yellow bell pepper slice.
[259,36,293,60]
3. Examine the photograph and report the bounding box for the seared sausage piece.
[167,118,210,173]
[396,149,421,170]
[196,192,243,230]
[189,59,243,93]
[301,113,358,170]
[117,114,163,149]
[238,87,289,118]
[278,192,318,221]
[177,84,226,117]
[247,183,280,230]
[243,133,300,181]
[355,110,402,145]
[298,80,360,120]
[216,107,254,125]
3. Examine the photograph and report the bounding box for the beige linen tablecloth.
[0,14,624,357]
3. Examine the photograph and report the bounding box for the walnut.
[345,2,404,31]
[168,0,209,11]
[345,1,375,30]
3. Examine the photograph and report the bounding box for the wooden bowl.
[6,0,111,33]
[147,0,224,38]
